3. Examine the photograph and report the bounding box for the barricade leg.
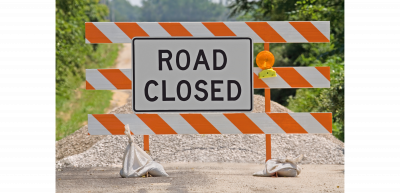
[264,43,272,162]
[265,88,272,162]
[144,135,149,153]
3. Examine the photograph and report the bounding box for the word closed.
[132,37,253,112]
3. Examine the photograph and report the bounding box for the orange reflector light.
[256,51,275,70]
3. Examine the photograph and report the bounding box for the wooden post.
[264,43,272,162]
[144,135,149,152]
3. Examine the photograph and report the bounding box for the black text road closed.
[132,37,253,112]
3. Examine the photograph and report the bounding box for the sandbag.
[120,124,169,178]
[253,155,303,177]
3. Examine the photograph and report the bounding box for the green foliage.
[107,0,142,21]
[229,0,344,55]
[56,43,120,140]
[107,0,235,22]
[228,0,344,141]
[56,90,114,141]
[140,0,229,21]
[56,0,109,99]
[288,57,344,141]
[56,0,120,140]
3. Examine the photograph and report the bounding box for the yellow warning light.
[256,51,276,79]
[256,51,275,70]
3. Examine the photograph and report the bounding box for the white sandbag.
[120,124,169,178]
[253,155,303,177]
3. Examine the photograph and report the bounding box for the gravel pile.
[56,95,344,168]
[56,125,105,161]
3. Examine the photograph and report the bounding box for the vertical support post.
[264,43,269,51]
[265,88,272,162]
[264,43,272,162]
[144,135,149,152]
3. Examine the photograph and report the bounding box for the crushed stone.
[56,99,132,161]
[56,95,344,168]
[56,125,105,161]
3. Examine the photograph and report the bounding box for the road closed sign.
[132,37,253,112]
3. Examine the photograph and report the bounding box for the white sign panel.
[132,37,253,112]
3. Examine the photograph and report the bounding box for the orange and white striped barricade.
[85,22,329,43]
[88,113,331,135]
[86,67,330,90]
[84,22,332,160]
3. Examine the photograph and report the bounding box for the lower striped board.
[88,113,332,135]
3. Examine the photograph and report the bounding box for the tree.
[107,0,142,21]
[228,0,345,141]
[140,0,229,22]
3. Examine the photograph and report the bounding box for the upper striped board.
[85,67,330,90]
[85,22,330,43]
[88,113,332,135]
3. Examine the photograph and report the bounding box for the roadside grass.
[56,44,121,140]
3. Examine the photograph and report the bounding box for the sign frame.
[131,37,253,113]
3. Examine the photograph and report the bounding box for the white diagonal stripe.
[253,68,291,88]
[120,69,132,81]
[268,22,308,43]
[88,114,112,135]
[137,23,171,37]
[85,38,90,43]
[86,69,116,90]
[294,67,330,88]
[180,22,215,37]
[311,21,330,41]
[202,114,242,134]
[263,73,291,88]
[158,114,198,134]
[114,114,155,135]
[289,113,330,133]
[245,113,285,133]
[224,22,263,42]
[93,22,130,43]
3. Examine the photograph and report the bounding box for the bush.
[288,56,344,141]
[56,0,109,98]
[56,0,120,140]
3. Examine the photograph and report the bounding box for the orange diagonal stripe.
[92,114,125,135]
[114,22,149,39]
[180,114,220,134]
[315,67,330,81]
[86,81,95,90]
[245,22,286,42]
[268,113,308,133]
[85,23,112,43]
[253,72,269,89]
[289,22,329,42]
[202,22,236,36]
[98,69,131,89]
[136,114,177,134]
[224,114,264,134]
[310,113,332,133]
[159,23,192,36]
[274,67,313,88]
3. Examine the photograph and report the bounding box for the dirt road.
[56,163,344,193]
[107,43,131,111]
